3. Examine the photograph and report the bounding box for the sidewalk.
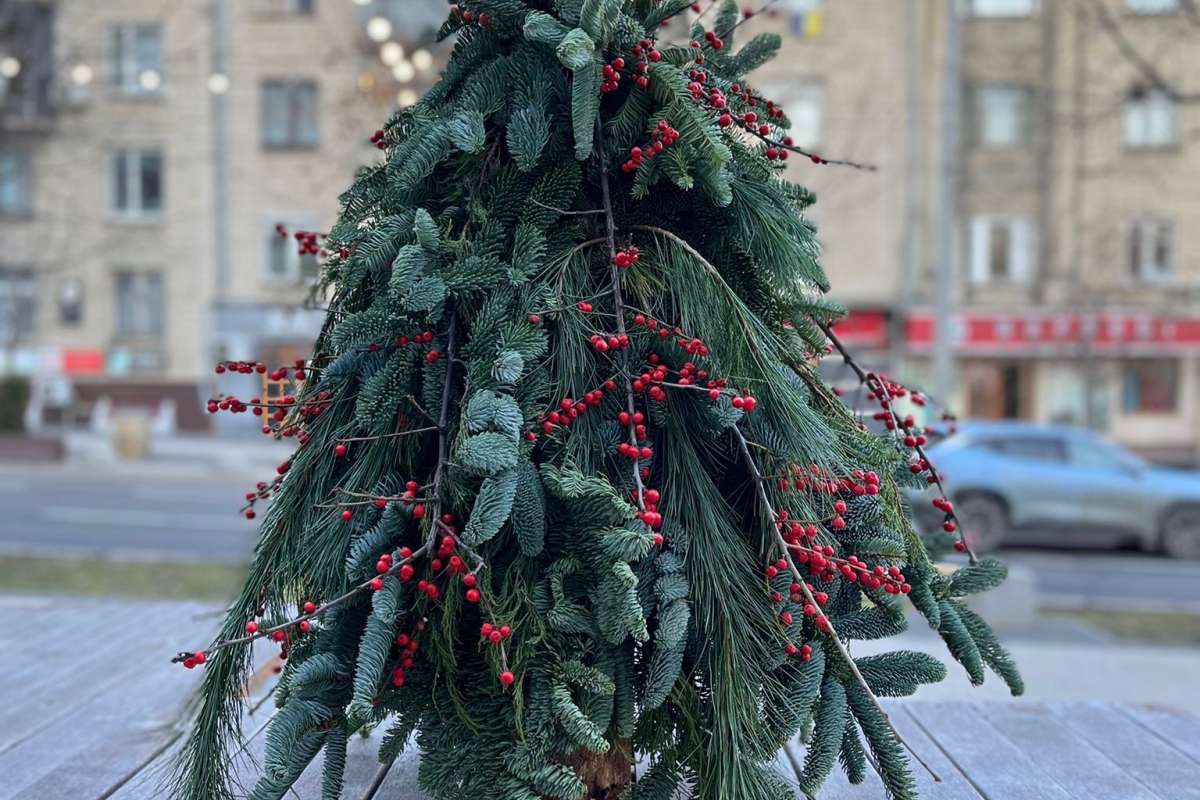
[859,617,1200,718]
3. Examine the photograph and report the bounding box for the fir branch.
[729,424,942,785]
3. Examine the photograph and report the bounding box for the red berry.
[954,540,967,552]
[342,510,353,521]
[335,444,347,457]
[370,578,384,590]
[413,505,426,518]
[427,351,440,363]
[245,621,259,634]
[299,620,311,632]
[184,657,197,669]
[500,670,515,686]
[466,589,480,603]
[272,630,286,642]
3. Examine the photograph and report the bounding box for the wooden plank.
[0,610,215,799]
[888,704,985,800]
[70,643,281,800]
[0,602,213,754]
[1046,702,1200,800]
[371,746,429,800]
[0,600,143,684]
[1118,704,1200,765]
[906,702,1075,800]
[975,703,1159,800]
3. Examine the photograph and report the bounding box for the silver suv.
[911,421,1200,558]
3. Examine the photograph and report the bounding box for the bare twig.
[175,543,431,662]
[336,426,437,444]
[1084,0,1200,103]
[597,118,650,515]
[818,322,977,565]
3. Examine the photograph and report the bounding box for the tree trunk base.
[561,740,633,799]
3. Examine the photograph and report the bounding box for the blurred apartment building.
[753,0,1200,464]
[0,0,444,431]
[3,0,1200,462]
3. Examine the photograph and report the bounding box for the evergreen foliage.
[174,3,1022,799]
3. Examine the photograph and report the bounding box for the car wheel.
[955,495,1008,553]
[1161,507,1200,559]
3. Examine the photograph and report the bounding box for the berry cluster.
[370,129,386,151]
[613,245,640,269]
[576,301,595,313]
[620,121,680,171]
[539,390,610,435]
[590,332,629,354]
[600,57,625,94]
[392,629,419,687]
[215,360,267,376]
[240,478,282,520]
[631,487,664,536]
[455,6,491,26]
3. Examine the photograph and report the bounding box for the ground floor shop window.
[1121,359,1178,413]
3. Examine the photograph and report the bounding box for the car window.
[975,436,1066,463]
[1070,439,1142,472]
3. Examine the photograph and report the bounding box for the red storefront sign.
[827,310,890,350]
[905,310,1200,353]
[62,349,106,375]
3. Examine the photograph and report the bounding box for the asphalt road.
[2,472,1199,612]
[0,473,259,563]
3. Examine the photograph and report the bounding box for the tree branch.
[730,425,941,783]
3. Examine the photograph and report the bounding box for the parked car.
[909,421,1200,558]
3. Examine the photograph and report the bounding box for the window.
[1126,0,1179,12]
[1122,359,1178,413]
[0,149,33,217]
[974,85,1030,147]
[111,149,163,218]
[1125,89,1177,148]
[263,218,321,284]
[115,271,164,338]
[0,269,36,342]
[110,24,164,95]
[263,81,319,148]
[1069,438,1145,473]
[967,0,1039,16]
[1125,219,1174,282]
[761,81,822,149]
[256,0,316,13]
[968,217,1034,284]
[977,437,1066,462]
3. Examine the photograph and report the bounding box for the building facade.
[0,0,446,430]
[3,0,1199,458]
[749,0,1200,464]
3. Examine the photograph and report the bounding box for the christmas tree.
[174,2,1022,799]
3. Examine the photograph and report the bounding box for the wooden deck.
[3,596,1199,800]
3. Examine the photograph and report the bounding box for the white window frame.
[110,24,164,96]
[262,80,319,149]
[261,213,322,285]
[968,216,1035,285]
[114,270,164,339]
[0,148,33,218]
[966,0,1040,17]
[1125,0,1180,14]
[1125,219,1175,282]
[976,85,1029,147]
[1124,89,1178,148]
[110,148,164,220]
